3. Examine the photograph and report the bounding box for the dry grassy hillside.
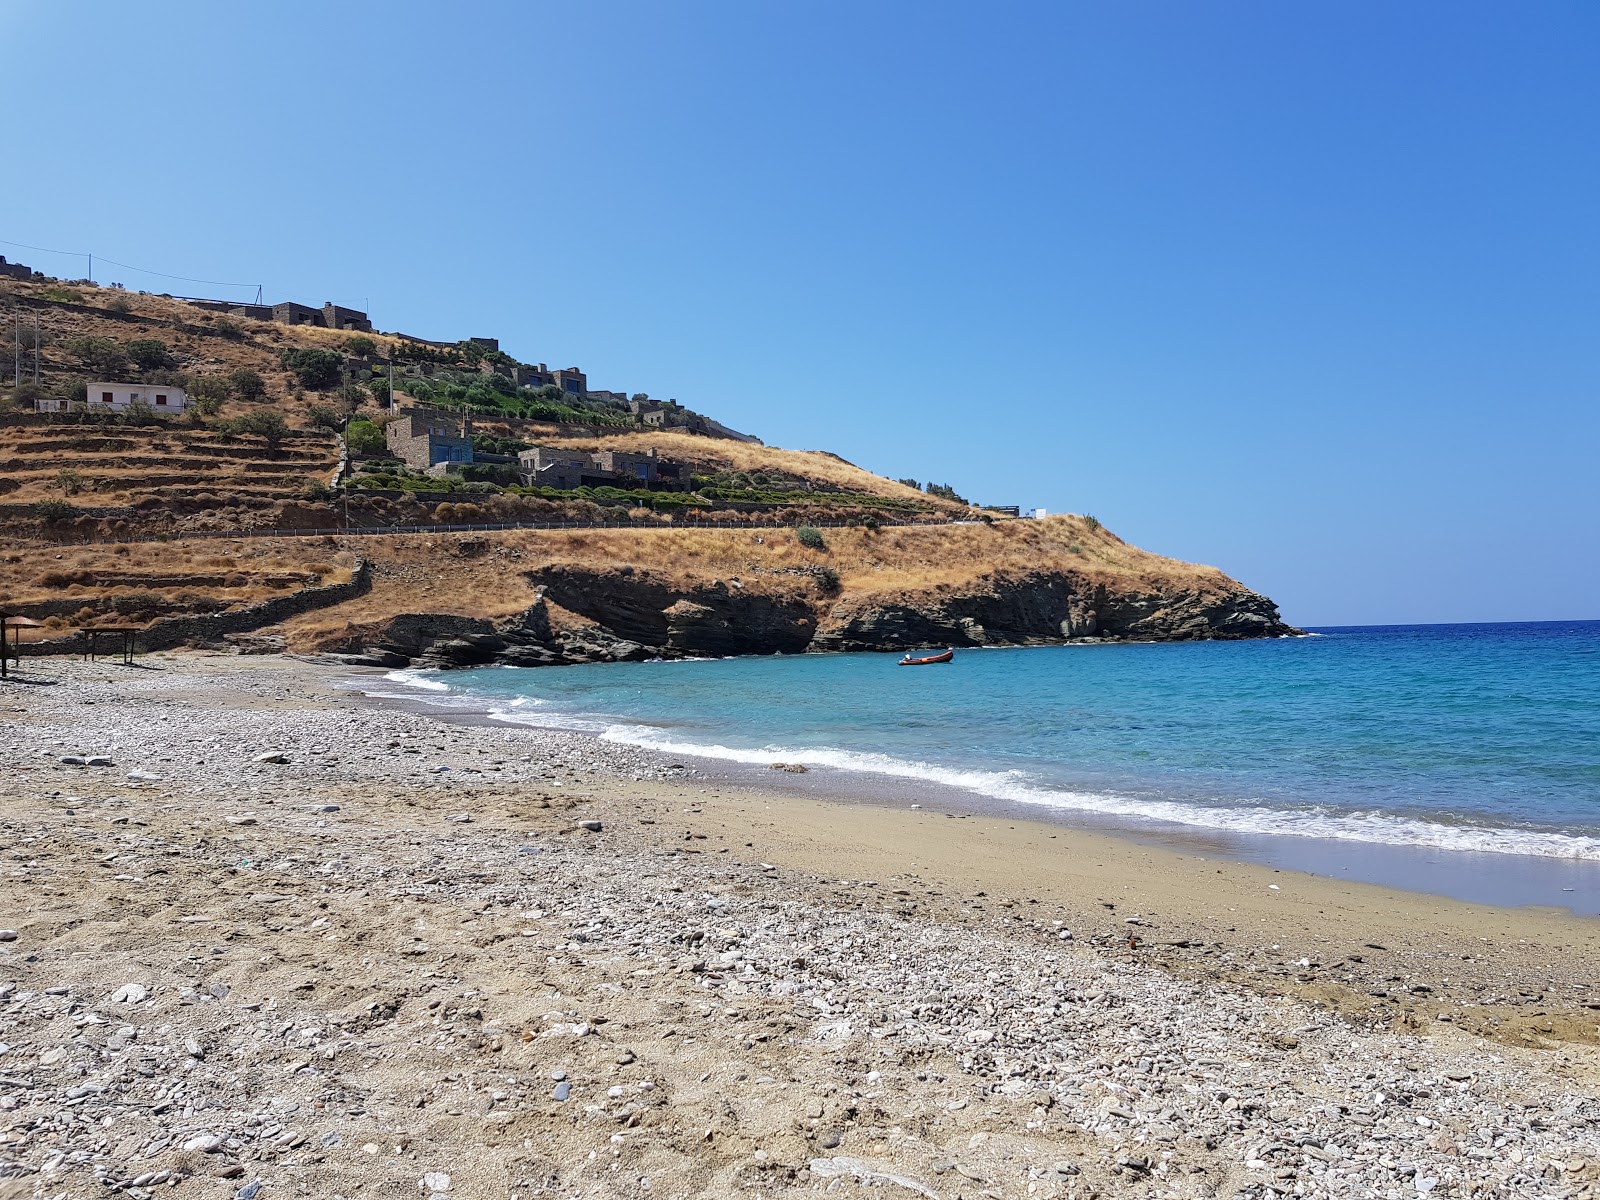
[535,429,946,508]
[0,424,338,507]
[267,515,1239,650]
[0,539,359,632]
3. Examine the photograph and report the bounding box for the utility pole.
[389,362,395,411]
[13,311,20,389]
[32,314,40,384]
[87,252,92,285]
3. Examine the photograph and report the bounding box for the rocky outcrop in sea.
[333,565,1300,669]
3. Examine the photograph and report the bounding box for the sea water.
[377,621,1600,906]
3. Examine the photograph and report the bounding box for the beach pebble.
[0,930,16,942]
[110,983,148,1004]
[419,1171,451,1192]
[552,1082,571,1101]
[252,752,290,764]
[577,819,603,832]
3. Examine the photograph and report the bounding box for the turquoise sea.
[375,621,1600,908]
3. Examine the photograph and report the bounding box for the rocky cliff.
[335,556,1298,670]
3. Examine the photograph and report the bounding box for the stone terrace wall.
[16,560,370,656]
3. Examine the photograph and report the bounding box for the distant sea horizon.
[366,618,1600,913]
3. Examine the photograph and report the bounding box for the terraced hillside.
[0,424,339,509]
[0,539,361,634]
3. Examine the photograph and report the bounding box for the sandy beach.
[1,653,1597,1200]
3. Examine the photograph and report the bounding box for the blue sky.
[3,1,1596,626]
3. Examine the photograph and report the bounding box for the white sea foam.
[370,668,1600,862]
[599,725,1600,861]
[381,669,452,692]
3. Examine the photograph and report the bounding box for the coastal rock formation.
[529,566,818,656]
[813,571,1294,651]
[349,563,1297,669]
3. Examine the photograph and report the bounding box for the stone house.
[518,445,678,490]
[384,410,474,470]
[0,256,34,280]
[264,301,372,332]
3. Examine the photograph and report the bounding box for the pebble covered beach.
[0,655,1596,1200]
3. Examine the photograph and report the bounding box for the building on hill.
[270,301,372,333]
[517,445,678,491]
[467,337,499,352]
[385,410,474,470]
[36,383,190,416]
[0,256,34,280]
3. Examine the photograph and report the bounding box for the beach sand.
[0,653,1596,1199]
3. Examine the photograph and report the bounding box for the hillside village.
[0,258,1294,658]
[1,259,993,527]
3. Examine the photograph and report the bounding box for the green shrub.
[796,524,826,550]
[813,566,841,594]
[301,478,334,501]
[345,335,377,357]
[187,375,231,414]
[216,410,288,450]
[897,478,920,490]
[213,318,244,340]
[35,499,79,522]
[925,482,968,505]
[64,335,127,376]
[306,404,343,431]
[344,418,386,454]
[125,338,174,370]
[279,348,344,391]
[54,468,87,495]
[1082,514,1101,532]
[229,367,265,401]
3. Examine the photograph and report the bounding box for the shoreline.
[354,662,1600,917]
[2,652,1597,1199]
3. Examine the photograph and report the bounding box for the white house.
[36,383,191,416]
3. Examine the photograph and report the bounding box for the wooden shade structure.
[81,626,141,665]
[0,615,42,680]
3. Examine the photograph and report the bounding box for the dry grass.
[508,514,1227,592]
[532,429,952,506]
[0,424,338,505]
[0,539,358,631]
[0,514,1238,646]
[265,515,1235,650]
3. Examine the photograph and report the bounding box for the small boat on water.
[898,649,954,666]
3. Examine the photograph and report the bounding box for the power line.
[0,237,261,292]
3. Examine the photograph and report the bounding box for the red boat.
[898,649,954,666]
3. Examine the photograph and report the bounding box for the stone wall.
[15,560,371,657]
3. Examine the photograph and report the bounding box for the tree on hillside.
[306,404,343,431]
[345,335,377,357]
[336,383,369,415]
[189,374,233,412]
[124,338,174,370]
[64,336,127,377]
[218,410,289,452]
[343,418,386,455]
[229,367,266,401]
[279,348,345,391]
